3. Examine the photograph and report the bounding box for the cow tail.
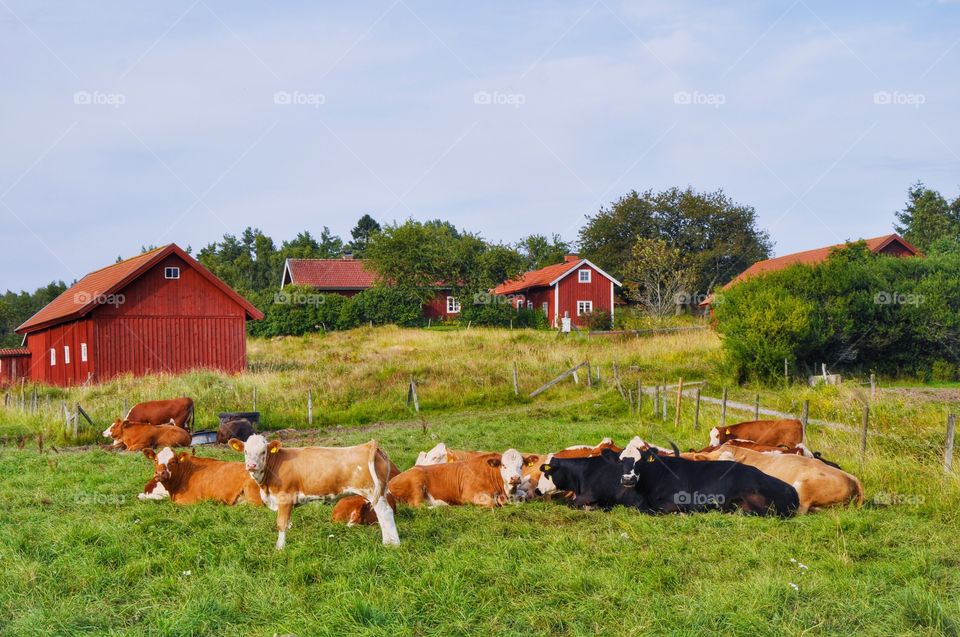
[366,440,386,504]
[187,402,195,431]
[851,476,865,507]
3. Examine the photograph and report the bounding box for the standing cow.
[229,435,399,549]
[709,419,803,448]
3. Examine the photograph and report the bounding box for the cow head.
[498,449,531,494]
[229,434,280,483]
[102,419,125,442]
[534,455,558,496]
[416,442,448,466]
[709,427,724,446]
[142,447,188,484]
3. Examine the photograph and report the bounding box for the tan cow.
[698,444,863,514]
[389,449,530,508]
[709,419,803,448]
[229,434,399,549]
[139,447,263,506]
[415,442,491,466]
[104,420,191,451]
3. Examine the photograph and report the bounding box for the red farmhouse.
[281,256,462,320]
[2,244,263,387]
[493,254,621,328]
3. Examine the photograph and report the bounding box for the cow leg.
[372,497,400,546]
[275,500,294,550]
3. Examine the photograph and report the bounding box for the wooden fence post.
[945,414,956,475]
[512,362,519,396]
[661,384,667,421]
[307,389,313,426]
[870,373,876,402]
[654,386,660,416]
[73,404,80,438]
[784,358,789,385]
[754,394,760,420]
[693,388,701,430]
[720,388,728,427]
[252,387,258,412]
[636,380,641,414]
[407,376,420,413]
[674,378,684,427]
[627,389,634,414]
[586,362,592,388]
[860,404,870,458]
[801,400,809,442]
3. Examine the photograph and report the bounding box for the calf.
[229,435,398,549]
[331,458,401,527]
[139,447,263,505]
[389,450,529,508]
[104,419,191,452]
[124,398,194,429]
[709,419,803,448]
[698,445,863,514]
[217,418,255,444]
[619,447,799,517]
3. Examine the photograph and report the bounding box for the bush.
[338,286,423,328]
[248,286,347,337]
[582,310,612,330]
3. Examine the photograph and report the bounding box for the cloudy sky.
[1,0,958,290]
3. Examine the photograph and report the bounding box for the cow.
[331,458,401,527]
[217,418,255,444]
[709,419,803,448]
[415,442,490,466]
[138,447,263,506]
[229,435,399,549]
[388,449,530,508]
[521,439,623,499]
[696,445,863,514]
[124,398,194,429]
[693,440,844,470]
[533,454,646,510]
[617,446,800,517]
[103,419,192,452]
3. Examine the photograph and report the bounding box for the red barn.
[281,255,461,320]
[13,244,263,386]
[493,254,621,328]
[0,348,30,386]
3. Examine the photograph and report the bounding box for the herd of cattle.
[101,398,864,550]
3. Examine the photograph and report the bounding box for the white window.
[164,267,180,279]
[80,342,88,362]
[577,300,593,316]
[526,301,533,309]
[50,348,56,366]
[578,269,592,283]
[446,296,461,314]
[64,346,70,365]
[542,302,548,315]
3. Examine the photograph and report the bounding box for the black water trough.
[190,430,218,445]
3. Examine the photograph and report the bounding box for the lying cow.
[229,435,399,549]
[139,447,263,506]
[389,450,530,508]
[693,440,844,470]
[331,458,401,527]
[415,442,491,466]
[696,445,863,514]
[709,419,803,449]
[125,398,194,429]
[103,419,191,451]
[618,446,799,517]
[217,418,254,444]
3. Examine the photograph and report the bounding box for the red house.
[4,244,263,387]
[493,254,621,328]
[281,256,462,320]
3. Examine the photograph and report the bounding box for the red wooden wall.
[24,318,95,386]
[422,291,461,320]
[556,263,614,327]
[0,353,30,385]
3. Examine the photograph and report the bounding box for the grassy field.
[1,328,959,635]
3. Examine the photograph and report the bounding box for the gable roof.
[283,258,377,290]
[17,244,263,334]
[0,347,30,357]
[493,258,621,295]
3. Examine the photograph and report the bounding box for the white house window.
[579,269,592,283]
[80,343,88,362]
[164,267,180,279]
[526,301,533,309]
[577,300,593,316]
[542,302,549,315]
[50,348,56,366]
[446,296,461,314]
[64,346,70,365]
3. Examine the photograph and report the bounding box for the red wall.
[24,318,95,386]
[422,290,461,320]
[556,263,614,327]
[0,354,30,385]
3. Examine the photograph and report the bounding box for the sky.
[1,0,959,291]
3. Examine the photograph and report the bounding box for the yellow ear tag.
[725,428,731,435]
[526,461,535,467]
[647,456,655,462]
[269,446,279,454]
[542,464,551,471]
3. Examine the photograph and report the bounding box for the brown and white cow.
[389,449,530,508]
[415,443,491,466]
[229,434,399,549]
[104,420,191,451]
[125,398,194,429]
[331,458,401,527]
[709,419,803,449]
[139,447,263,506]
[696,444,863,514]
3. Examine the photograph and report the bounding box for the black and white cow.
[534,452,643,510]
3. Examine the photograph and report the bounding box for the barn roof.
[0,348,30,357]
[283,258,378,290]
[493,258,621,295]
[16,244,263,334]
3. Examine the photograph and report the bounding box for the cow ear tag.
[725,428,731,434]
[647,455,655,462]
[270,446,279,453]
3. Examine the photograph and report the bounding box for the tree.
[347,214,381,257]
[516,233,572,270]
[894,181,960,251]
[622,239,693,318]
[579,187,772,302]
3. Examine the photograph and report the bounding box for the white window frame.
[526,301,533,309]
[50,348,56,366]
[80,342,88,362]
[64,345,70,365]
[541,302,549,316]
[446,296,461,314]
[578,269,592,283]
[164,267,180,280]
[577,300,593,316]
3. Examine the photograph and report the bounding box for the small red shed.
[0,348,30,386]
[494,254,621,328]
[14,244,263,386]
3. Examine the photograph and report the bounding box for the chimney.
[342,251,354,260]
[563,253,579,263]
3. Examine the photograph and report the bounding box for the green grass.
[1,328,958,635]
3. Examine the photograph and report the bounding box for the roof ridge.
[80,245,170,278]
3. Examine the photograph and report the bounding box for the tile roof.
[0,348,30,357]
[493,260,583,295]
[285,259,378,290]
